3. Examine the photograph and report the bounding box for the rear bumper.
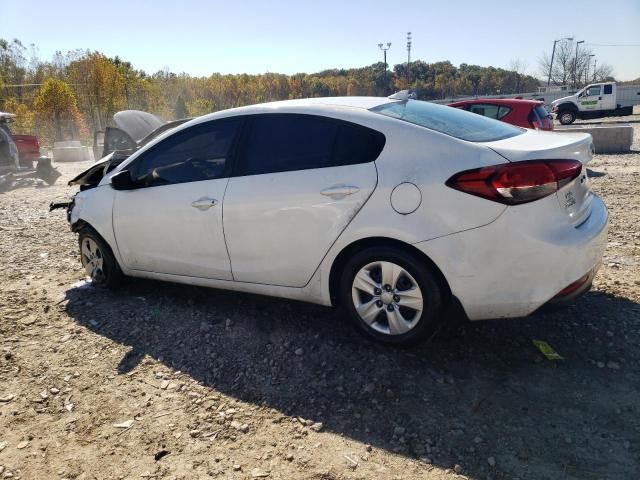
[414,193,608,320]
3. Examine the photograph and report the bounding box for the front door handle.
[320,184,360,199]
[191,197,218,211]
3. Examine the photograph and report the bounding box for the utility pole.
[406,32,412,63]
[574,40,584,88]
[593,59,597,81]
[547,36,573,87]
[378,42,392,94]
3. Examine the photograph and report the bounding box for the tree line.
[0,37,609,145]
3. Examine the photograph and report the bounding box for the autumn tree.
[67,52,126,132]
[33,78,87,143]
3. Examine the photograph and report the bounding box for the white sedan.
[62,94,608,345]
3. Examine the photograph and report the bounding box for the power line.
[585,43,640,47]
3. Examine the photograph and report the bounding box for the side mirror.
[110,170,142,190]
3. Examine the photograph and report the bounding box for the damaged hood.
[68,152,122,188]
[113,110,164,143]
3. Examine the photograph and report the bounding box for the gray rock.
[488,456,496,467]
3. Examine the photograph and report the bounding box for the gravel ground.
[1,118,639,480]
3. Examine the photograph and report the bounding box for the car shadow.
[65,279,640,480]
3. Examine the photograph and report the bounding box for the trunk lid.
[485,129,594,227]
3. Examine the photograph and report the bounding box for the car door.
[112,118,242,280]
[580,84,603,111]
[601,83,615,110]
[223,113,384,287]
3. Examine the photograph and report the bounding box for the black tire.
[77,226,123,288]
[339,246,444,346]
[558,110,576,125]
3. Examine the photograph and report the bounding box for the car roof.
[192,96,397,123]
[449,98,543,107]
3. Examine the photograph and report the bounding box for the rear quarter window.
[372,100,523,142]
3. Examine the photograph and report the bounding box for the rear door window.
[469,103,500,119]
[236,114,385,176]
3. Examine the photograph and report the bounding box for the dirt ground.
[1,118,639,480]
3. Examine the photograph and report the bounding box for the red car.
[448,98,554,131]
[0,112,41,168]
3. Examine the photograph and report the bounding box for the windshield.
[371,100,523,142]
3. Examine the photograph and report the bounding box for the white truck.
[551,82,640,125]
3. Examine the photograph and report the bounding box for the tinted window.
[134,119,241,186]
[372,100,523,142]
[603,84,613,95]
[333,123,386,166]
[238,114,385,176]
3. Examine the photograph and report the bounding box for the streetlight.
[586,54,595,85]
[378,42,392,94]
[574,40,584,87]
[547,36,573,87]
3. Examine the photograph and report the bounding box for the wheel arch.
[556,102,579,113]
[71,217,122,266]
[328,236,452,307]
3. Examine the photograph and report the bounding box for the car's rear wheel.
[78,227,122,288]
[340,247,444,346]
[558,110,576,125]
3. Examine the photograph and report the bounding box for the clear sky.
[2,0,639,80]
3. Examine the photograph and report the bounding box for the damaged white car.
[52,95,608,345]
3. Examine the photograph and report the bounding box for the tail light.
[446,160,582,205]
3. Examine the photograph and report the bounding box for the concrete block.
[555,124,633,154]
[52,141,92,162]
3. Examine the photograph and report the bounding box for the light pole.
[586,54,595,85]
[573,40,584,87]
[547,36,573,87]
[378,42,392,94]
[593,58,597,81]
[406,32,412,63]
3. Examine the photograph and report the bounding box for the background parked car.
[448,98,554,131]
[93,110,191,161]
[0,112,40,169]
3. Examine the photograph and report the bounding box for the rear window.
[534,106,550,119]
[371,100,523,142]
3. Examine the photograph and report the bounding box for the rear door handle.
[320,184,360,199]
[191,197,218,211]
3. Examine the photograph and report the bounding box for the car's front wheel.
[78,227,122,288]
[340,247,444,346]
[558,110,576,125]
